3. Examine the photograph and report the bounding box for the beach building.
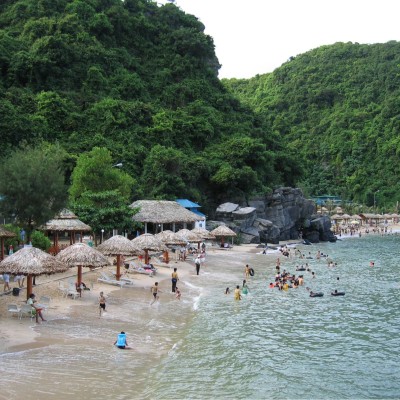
[130,200,203,234]
[175,199,206,229]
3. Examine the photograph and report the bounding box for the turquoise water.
[1,234,399,399]
[144,234,400,399]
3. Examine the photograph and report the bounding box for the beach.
[1,228,399,399]
[0,243,271,354]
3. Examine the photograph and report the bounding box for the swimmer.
[175,287,181,300]
[225,287,230,294]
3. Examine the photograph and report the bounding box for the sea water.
[1,234,399,400]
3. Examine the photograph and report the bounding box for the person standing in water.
[171,268,179,292]
[151,282,161,305]
[234,285,242,301]
[244,264,250,279]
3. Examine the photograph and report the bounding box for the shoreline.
[1,226,398,355]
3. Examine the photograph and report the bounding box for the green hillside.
[223,41,400,209]
[0,0,297,213]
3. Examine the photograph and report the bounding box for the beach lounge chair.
[39,296,51,309]
[8,304,21,318]
[19,304,35,320]
[58,282,69,298]
[127,262,155,276]
[98,272,127,288]
[66,284,80,299]
[110,271,136,286]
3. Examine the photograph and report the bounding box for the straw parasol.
[191,228,216,240]
[156,230,186,245]
[131,233,167,264]
[0,246,68,300]
[97,235,140,280]
[41,209,92,252]
[56,243,109,287]
[176,228,202,243]
[0,226,16,261]
[210,225,237,246]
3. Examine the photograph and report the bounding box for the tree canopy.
[0,143,68,236]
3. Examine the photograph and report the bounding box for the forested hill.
[223,41,400,209]
[0,0,298,212]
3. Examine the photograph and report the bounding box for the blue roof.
[176,199,201,208]
[190,209,205,217]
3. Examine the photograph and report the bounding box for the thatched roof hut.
[130,200,203,233]
[0,247,68,299]
[40,208,92,253]
[97,235,140,280]
[0,226,16,261]
[56,243,109,285]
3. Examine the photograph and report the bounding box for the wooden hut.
[40,209,91,254]
[130,200,203,234]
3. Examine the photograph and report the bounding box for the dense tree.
[69,147,135,201]
[0,143,68,238]
[70,190,138,242]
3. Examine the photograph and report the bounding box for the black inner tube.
[249,268,255,276]
[331,292,345,296]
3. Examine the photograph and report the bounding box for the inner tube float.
[309,292,324,297]
[249,268,255,277]
[296,268,306,271]
[331,292,345,296]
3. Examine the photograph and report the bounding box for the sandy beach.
[0,243,275,355]
[1,224,397,355]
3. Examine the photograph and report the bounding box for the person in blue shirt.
[114,331,130,349]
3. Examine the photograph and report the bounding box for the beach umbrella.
[0,246,68,300]
[56,243,109,286]
[210,225,237,246]
[191,228,216,240]
[155,230,186,264]
[176,228,202,243]
[131,233,167,264]
[0,227,16,261]
[97,235,140,280]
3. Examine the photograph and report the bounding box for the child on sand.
[99,292,106,316]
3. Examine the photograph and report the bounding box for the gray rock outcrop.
[210,187,336,244]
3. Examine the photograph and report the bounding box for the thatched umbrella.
[40,209,92,252]
[97,235,139,280]
[131,233,167,264]
[176,228,202,243]
[0,226,16,261]
[191,228,216,240]
[56,243,109,287]
[0,247,68,300]
[155,230,186,263]
[210,225,237,246]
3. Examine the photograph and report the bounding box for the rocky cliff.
[208,187,336,244]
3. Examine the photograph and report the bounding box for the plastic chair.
[19,304,35,320]
[8,304,21,317]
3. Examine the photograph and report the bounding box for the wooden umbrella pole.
[26,275,33,300]
[116,254,121,281]
[144,249,149,264]
[77,265,82,286]
[164,250,169,264]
